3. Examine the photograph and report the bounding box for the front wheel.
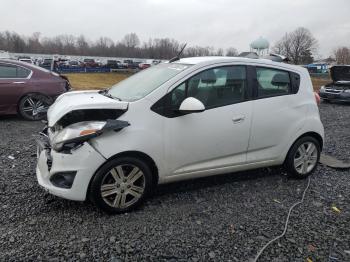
[89,157,153,214]
[284,136,320,178]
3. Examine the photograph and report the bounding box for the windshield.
[108,63,191,101]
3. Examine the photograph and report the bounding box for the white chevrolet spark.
[36,57,324,213]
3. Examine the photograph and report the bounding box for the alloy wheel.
[22,96,48,119]
[100,164,145,208]
[293,142,318,175]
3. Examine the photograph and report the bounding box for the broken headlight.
[51,121,106,152]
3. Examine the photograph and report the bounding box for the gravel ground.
[0,102,349,261]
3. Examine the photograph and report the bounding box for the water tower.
[250,37,270,56]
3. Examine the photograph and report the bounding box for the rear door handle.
[13,81,25,84]
[232,116,245,124]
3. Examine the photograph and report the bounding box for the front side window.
[171,65,247,109]
[0,64,17,78]
[256,67,291,97]
[108,63,191,102]
[0,64,31,78]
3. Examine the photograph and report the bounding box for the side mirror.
[178,97,205,113]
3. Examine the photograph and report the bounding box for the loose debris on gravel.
[0,103,349,261]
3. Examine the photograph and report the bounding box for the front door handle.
[13,81,25,84]
[232,116,245,124]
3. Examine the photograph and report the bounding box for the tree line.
[0,28,348,64]
[0,31,238,59]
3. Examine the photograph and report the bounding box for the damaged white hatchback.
[36,57,324,213]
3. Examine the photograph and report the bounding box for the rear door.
[0,63,31,114]
[247,66,306,163]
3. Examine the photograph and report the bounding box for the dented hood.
[47,90,128,127]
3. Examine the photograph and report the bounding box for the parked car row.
[38,57,160,70]
[9,53,164,71]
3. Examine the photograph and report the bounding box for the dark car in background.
[105,60,121,69]
[67,60,82,68]
[319,65,350,102]
[40,58,53,70]
[83,58,99,68]
[0,59,70,120]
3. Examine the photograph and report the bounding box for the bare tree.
[76,35,89,55]
[122,33,140,49]
[60,34,76,55]
[225,47,238,56]
[333,47,350,64]
[27,32,42,53]
[215,48,224,56]
[273,27,317,64]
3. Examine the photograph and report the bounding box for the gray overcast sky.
[1,0,349,57]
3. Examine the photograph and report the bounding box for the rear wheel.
[18,94,52,120]
[89,157,153,214]
[284,136,320,178]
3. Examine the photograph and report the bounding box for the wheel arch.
[87,150,159,200]
[296,132,323,151]
[284,131,323,164]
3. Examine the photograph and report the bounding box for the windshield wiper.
[98,89,122,101]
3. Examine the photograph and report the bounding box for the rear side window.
[256,67,291,97]
[0,64,31,78]
[17,67,31,78]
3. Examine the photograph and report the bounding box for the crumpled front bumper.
[36,134,106,201]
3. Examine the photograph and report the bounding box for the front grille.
[325,89,342,94]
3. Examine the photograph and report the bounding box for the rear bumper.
[36,139,106,201]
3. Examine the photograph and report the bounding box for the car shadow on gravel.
[0,115,22,121]
[154,167,283,197]
[38,167,283,216]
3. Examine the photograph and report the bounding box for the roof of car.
[175,56,303,72]
[176,56,279,65]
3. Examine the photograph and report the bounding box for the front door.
[163,65,253,177]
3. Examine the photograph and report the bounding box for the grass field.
[64,72,330,91]
[64,72,131,90]
[311,77,330,90]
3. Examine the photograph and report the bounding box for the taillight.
[314,92,321,105]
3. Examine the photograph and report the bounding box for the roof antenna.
[169,43,187,63]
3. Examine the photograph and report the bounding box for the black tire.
[18,93,52,121]
[284,136,321,178]
[89,157,153,214]
[322,98,330,103]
